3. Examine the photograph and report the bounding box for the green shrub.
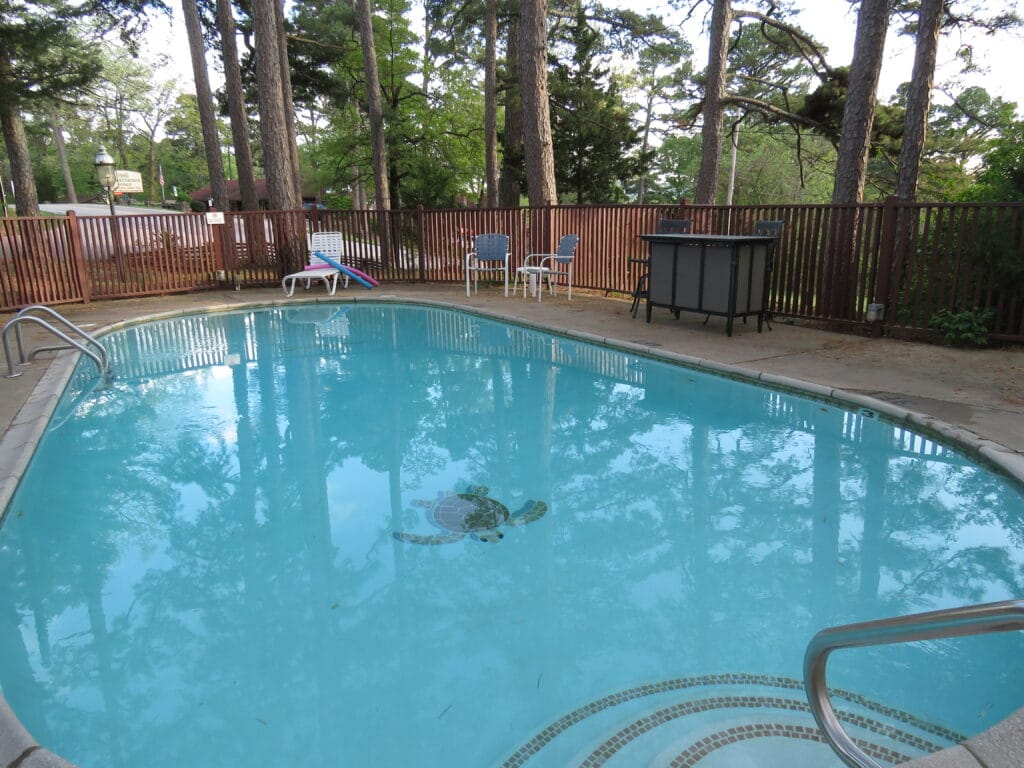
[929,307,996,347]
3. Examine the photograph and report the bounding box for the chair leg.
[630,274,648,318]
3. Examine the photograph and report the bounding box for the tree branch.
[720,93,827,132]
[733,9,836,79]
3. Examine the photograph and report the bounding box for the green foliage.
[159,94,218,199]
[290,0,485,208]
[797,69,849,144]
[0,14,102,109]
[862,85,1014,201]
[929,307,996,347]
[723,126,836,205]
[644,133,701,202]
[9,0,1021,212]
[962,120,1024,202]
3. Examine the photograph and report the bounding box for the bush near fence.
[1,199,1022,341]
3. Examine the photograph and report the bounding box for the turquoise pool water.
[0,303,1022,767]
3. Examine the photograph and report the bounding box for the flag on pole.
[158,163,166,200]
[158,164,165,188]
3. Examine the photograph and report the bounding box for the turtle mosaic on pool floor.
[393,485,547,545]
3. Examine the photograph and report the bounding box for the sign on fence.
[115,170,144,193]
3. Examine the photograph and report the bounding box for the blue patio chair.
[514,234,580,302]
[465,233,511,297]
[656,218,692,234]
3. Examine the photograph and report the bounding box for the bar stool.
[631,219,692,318]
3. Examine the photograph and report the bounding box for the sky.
[146,0,1024,113]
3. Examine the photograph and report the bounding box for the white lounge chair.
[281,231,351,296]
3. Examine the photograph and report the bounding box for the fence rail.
[2,199,1023,341]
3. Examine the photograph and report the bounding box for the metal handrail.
[10,305,108,368]
[804,599,1024,768]
[3,314,110,381]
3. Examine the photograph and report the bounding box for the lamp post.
[94,145,117,216]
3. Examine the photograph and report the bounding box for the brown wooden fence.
[2,199,1023,341]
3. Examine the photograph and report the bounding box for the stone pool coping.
[1,289,1023,767]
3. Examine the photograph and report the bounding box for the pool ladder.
[805,598,1024,767]
[3,305,112,382]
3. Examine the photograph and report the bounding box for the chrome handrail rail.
[11,304,108,369]
[804,599,1024,768]
[3,315,109,381]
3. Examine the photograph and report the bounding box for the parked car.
[303,201,328,219]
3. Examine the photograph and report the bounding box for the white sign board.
[206,211,225,225]
[115,170,144,193]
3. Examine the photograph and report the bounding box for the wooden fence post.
[207,209,228,285]
[416,204,426,282]
[873,195,899,332]
[66,211,91,303]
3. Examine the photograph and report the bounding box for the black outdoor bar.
[639,233,776,336]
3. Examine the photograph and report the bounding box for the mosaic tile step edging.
[576,695,935,767]
[667,722,910,768]
[501,672,965,768]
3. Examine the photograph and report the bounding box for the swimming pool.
[0,302,1021,767]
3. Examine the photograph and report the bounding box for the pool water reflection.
[0,303,1021,767]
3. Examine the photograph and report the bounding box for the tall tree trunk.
[253,0,301,211]
[182,0,229,210]
[895,0,943,200]
[832,0,892,204]
[0,107,38,217]
[519,0,557,207]
[352,170,366,210]
[0,52,38,216]
[355,0,393,267]
[499,11,523,207]
[147,135,157,205]
[695,0,732,205]
[355,0,391,212]
[420,4,433,99]
[725,121,739,205]
[483,0,499,207]
[274,0,304,203]
[216,0,260,211]
[50,111,77,204]
[637,88,655,203]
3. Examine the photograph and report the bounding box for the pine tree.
[0,4,101,215]
[549,6,642,203]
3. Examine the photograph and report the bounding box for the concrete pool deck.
[1,283,1023,767]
